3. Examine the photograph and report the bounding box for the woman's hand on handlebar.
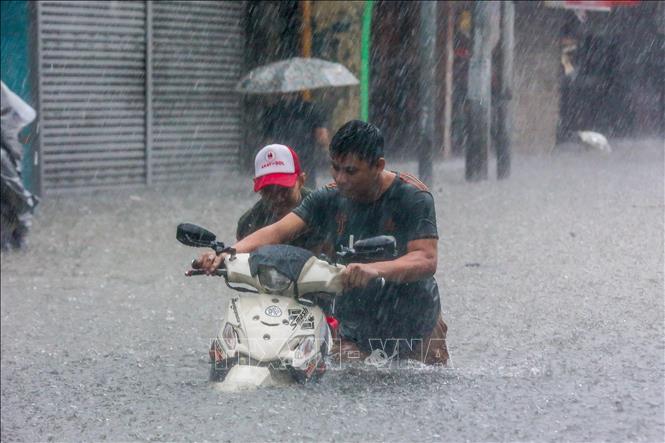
[194,251,227,275]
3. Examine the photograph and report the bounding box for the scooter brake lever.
[186,269,225,277]
[186,269,206,276]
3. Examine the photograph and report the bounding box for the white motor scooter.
[176,223,393,392]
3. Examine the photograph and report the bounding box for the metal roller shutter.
[150,0,243,184]
[37,0,148,193]
[35,0,245,194]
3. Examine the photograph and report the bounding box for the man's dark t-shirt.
[236,187,322,251]
[292,172,441,353]
[262,99,326,182]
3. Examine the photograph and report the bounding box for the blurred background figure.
[1,80,38,251]
[260,93,330,188]
[236,56,358,188]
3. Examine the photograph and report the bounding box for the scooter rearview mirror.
[177,223,219,248]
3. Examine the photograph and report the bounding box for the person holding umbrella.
[236,57,359,187]
[260,92,329,186]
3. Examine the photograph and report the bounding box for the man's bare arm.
[343,238,438,288]
[233,212,307,253]
[197,213,307,273]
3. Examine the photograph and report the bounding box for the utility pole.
[418,1,437,186]
[465,2,498,181]
[300,0,312,102]
[496,1,514,179]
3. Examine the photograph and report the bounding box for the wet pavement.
[1,138,663,442]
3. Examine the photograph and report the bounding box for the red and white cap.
[253,144,302,192]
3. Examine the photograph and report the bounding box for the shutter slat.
[44,117,145,128]
[43,40,145,52]
[44,168,146,181]
[41,1,145,11]
[40,15,144,26]
[153,40,241,50]
[153,52,243,63]
[42,68,145,76]
[152,141,241,151]
[153,118,241,127]
[43,34,145,44]
[152,163,237,176]
[40,84,145,93]
[43,102,145,111]
[44,159,146,172]
[153,29,242,40]
[41,23,144,34]
[43,50,145,60]
[41,142,146,153]
[42,58,145,68]
[43,125,145,136]
[44,133,145,145]
[44,151,145,162]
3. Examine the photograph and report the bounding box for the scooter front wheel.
[209,361,229,382]
[289,345,328,384]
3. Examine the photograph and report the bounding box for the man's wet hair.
[330,120,384,164]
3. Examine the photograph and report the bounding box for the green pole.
[360,0,374,122]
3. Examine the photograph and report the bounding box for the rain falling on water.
[1,1,664,441]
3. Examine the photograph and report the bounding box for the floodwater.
[1,139,663,442]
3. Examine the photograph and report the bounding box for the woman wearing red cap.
[236,144,322,252]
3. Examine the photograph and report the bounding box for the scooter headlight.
[257,265,292,294]
[294,335,316,360]
[222,322,238,349]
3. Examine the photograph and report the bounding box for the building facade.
[4,0,246,195]
[4,1,661,195]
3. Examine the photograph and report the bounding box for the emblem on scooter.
[265,305,282,317]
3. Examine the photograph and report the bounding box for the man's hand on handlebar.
[342,263,381,289]
[194,251,228,275]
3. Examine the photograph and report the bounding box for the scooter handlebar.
[185,269,225,277]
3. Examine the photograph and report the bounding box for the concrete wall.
[513,2,564,154]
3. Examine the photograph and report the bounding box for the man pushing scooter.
[198,120,449,365]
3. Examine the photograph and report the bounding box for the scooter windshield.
[248,244,314,282]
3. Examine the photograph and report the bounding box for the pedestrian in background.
[1,81,39,251]
[260,92,330,187]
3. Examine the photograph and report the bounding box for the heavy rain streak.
[1,1,663,442]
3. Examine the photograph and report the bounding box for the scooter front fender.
[214,365,294,392]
